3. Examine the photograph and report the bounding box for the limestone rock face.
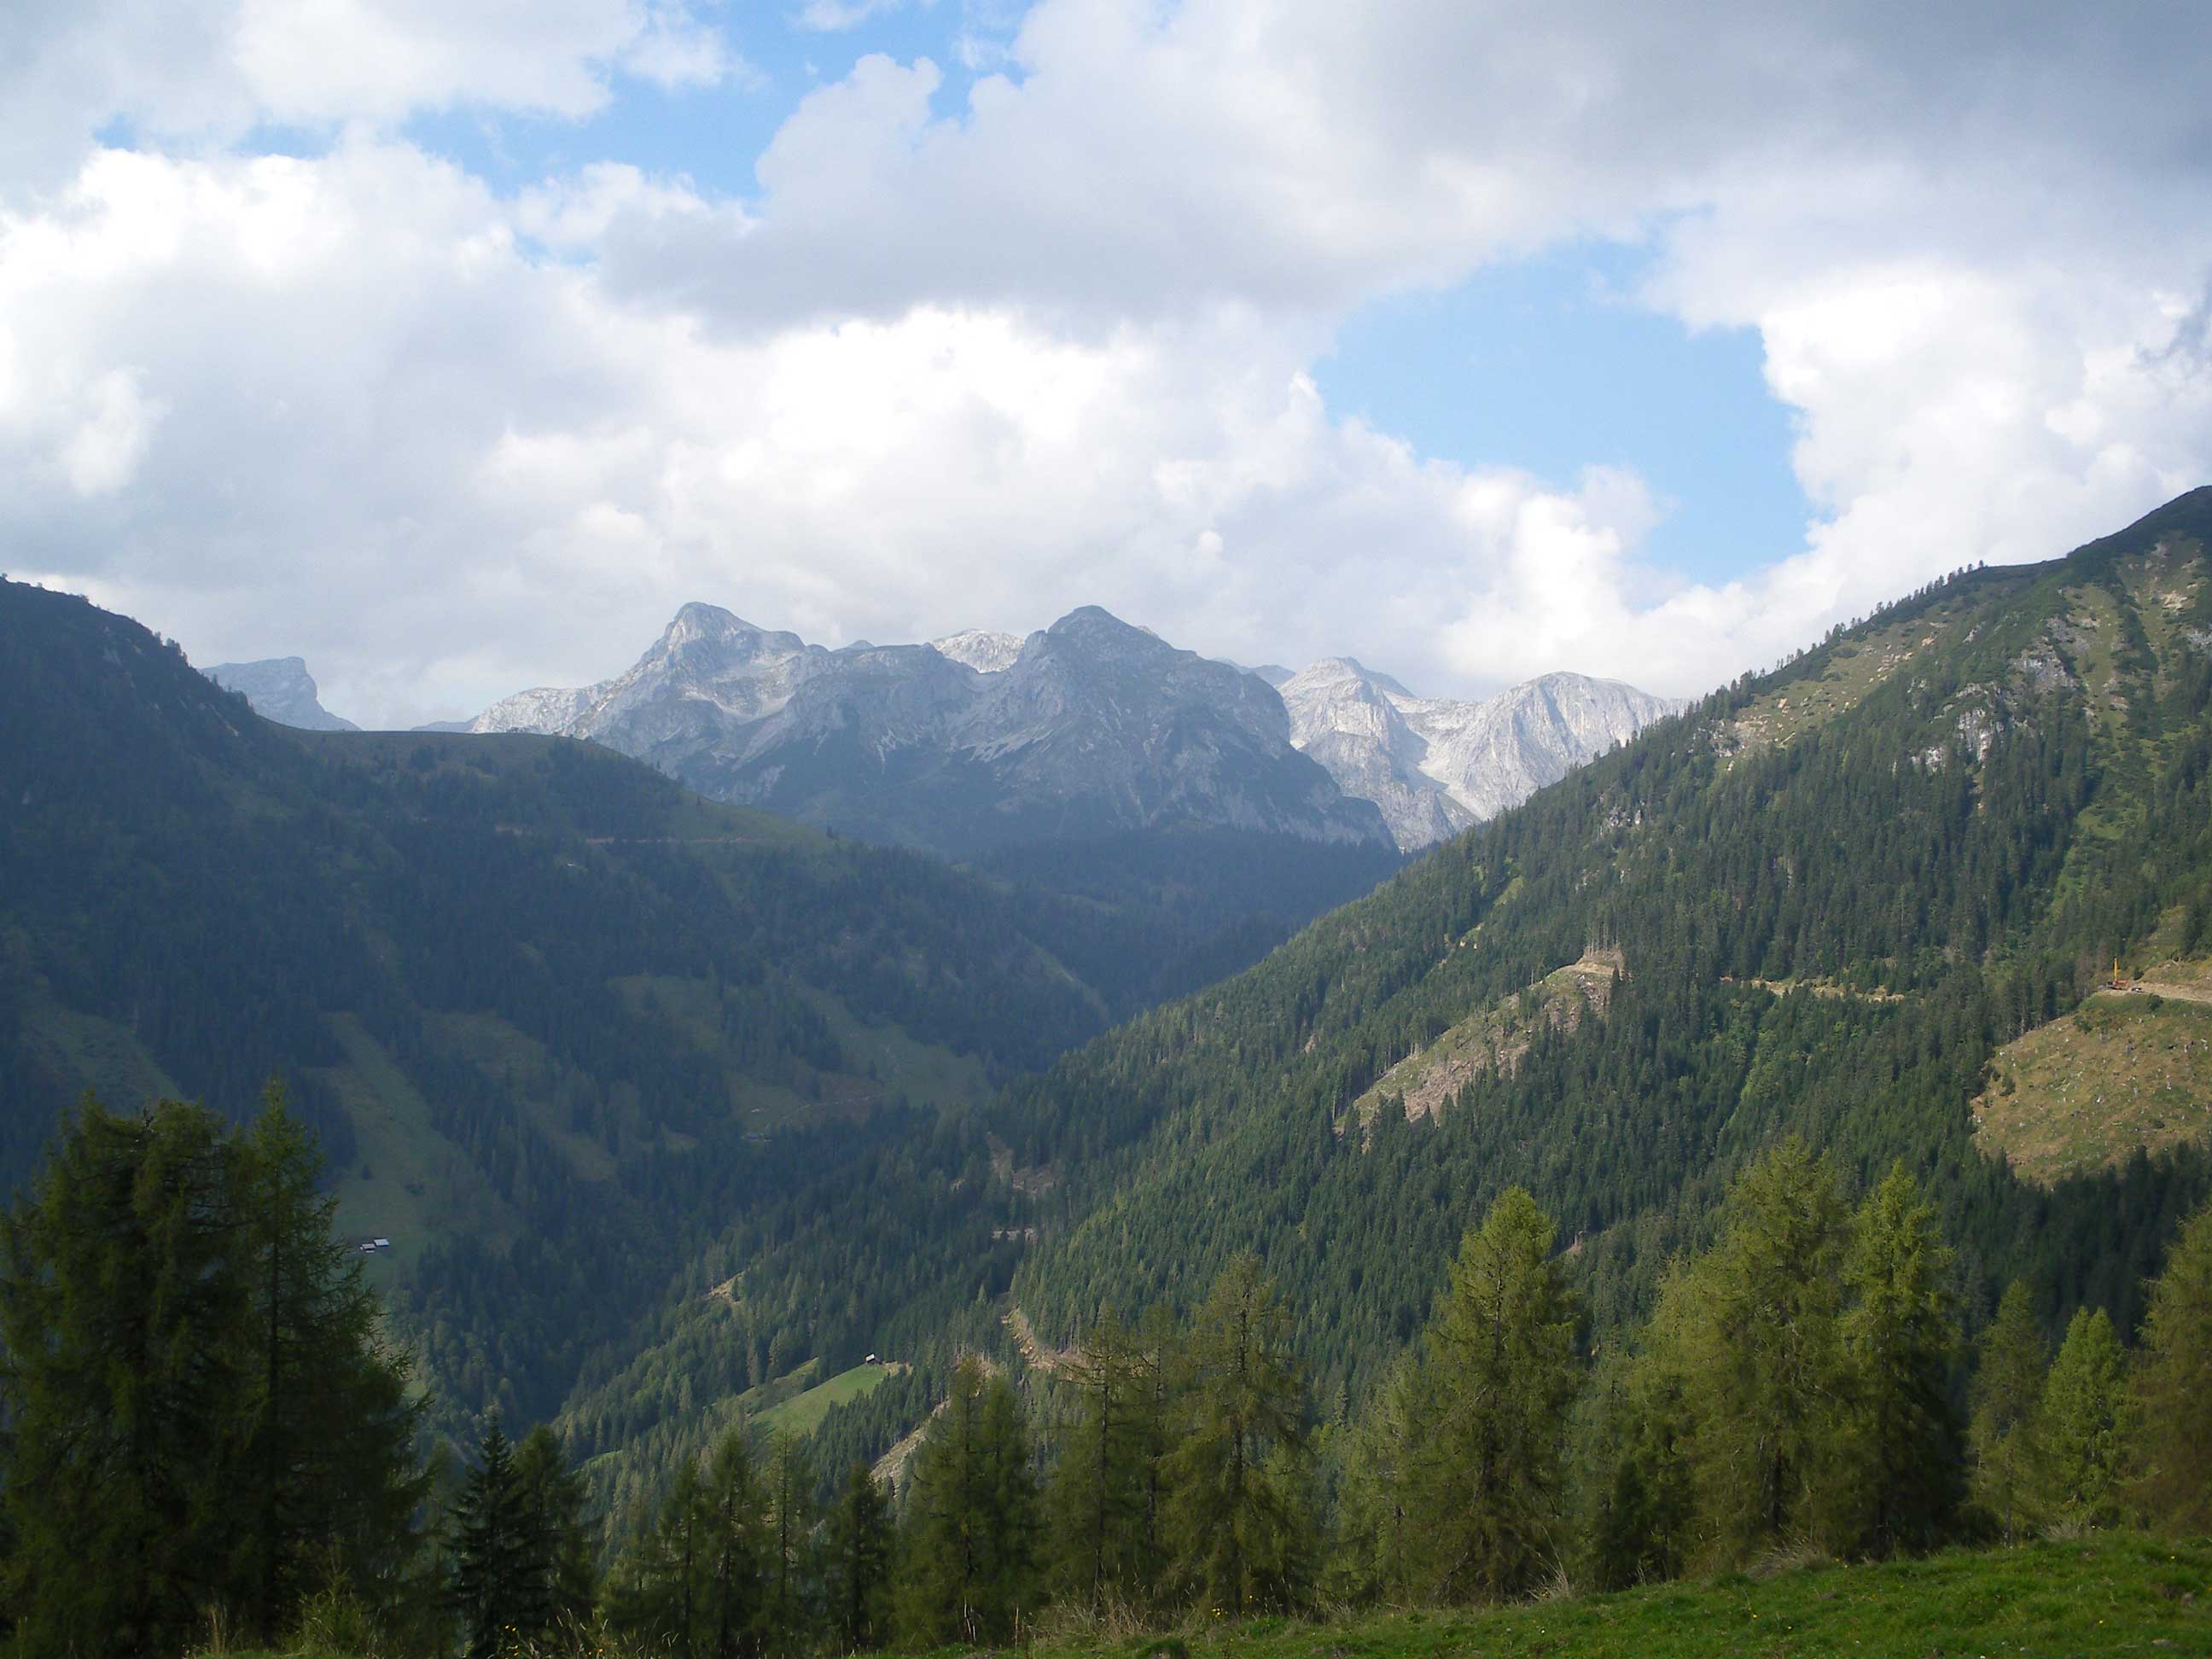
[204,657,358,731]
[927,630,1024,674]
[463,603,1388,853]
[1281,660,1684,850]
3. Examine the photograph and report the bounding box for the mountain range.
[11,491,2212,1534]
[212,609,1681,853]
[550,488,2212,1503]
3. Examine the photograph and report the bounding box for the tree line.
[9,1085,2208,1659]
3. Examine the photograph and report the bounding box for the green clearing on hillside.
[317,1014,516,1272]
[754,1360,898,1441]
[1975,992,2212,1183]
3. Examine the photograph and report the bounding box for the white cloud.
[790,0,909,32]
[0,0,747,198]
[4,0,2212,728]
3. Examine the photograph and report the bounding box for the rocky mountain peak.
[452,598,1676,855]
[655,603,807,669]
[204,656,359,731]
[928,629,1026,674]
[1043,605,1166,656]
[1280,658,1683,849]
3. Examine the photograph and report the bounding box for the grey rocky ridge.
[468,603,1387,854]
[456,599,1680,856]
[1277,658,1688,850]
[204,656,359,731]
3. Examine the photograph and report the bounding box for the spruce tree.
[2040,1307,2130,1525]
[0,1098,249,1657]
[2128,1201,2212,1531]
[1840,1164,1962,1557]
[451,1421,535,1659]
[824,1461,894,1651]
[1968,1280,2048,1545]
[234,1082,428,1644]
[512,1423,597,1635]
[1406,1187,1581,1604]
[1162,1254,1314,1615]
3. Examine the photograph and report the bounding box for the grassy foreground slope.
[232,1537,2211,1659]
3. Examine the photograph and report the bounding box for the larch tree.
[897,1357,1039,1646]
[762,1429,817,1651]
[1644,1138,1854,1564]
[608,1453,712,1657]
[824,1461,894,1651]
[2040,1307,2131,1525]
[2128,1199,2212,1531]
[1162,1254,1315,1616]
[1968,1280,2049,1545]
[234,1082,428,1644]
[1840,1163,1962,1557]
[0,1099,247,1658]
[511,1423,597,1637]
[699,1427,770,1659]
[1406,1187,1582,1604]
[1045,1309,1168,1613]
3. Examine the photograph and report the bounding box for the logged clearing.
[1719,601,1974,759]
[1974,992,2212,1183]
[1346,951,1621,1133]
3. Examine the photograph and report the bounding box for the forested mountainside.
[0,578,1385,1440]
[586,490,2212,1511]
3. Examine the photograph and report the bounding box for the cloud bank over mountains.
[4,0,2209,729]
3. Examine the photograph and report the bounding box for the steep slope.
[0,577,1333,1441]
[608,490,2212,1493]
[469,603,1388,854]
[1280,660,1683,847]
[995,492,2212,1390]
[205,655,360,731]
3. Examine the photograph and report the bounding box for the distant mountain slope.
[1279,660,1684,847]
[594,491,2212,1493]
[469,603,1388,854]
[205,655,359,731]
[0,577,1383,1441]
[992,491,2212,1384]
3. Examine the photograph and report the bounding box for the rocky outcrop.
[204,657,359,731]
[1281,661,1683,849]
[466,603,1388,853]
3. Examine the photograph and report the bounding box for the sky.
[4,2,2211,728]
